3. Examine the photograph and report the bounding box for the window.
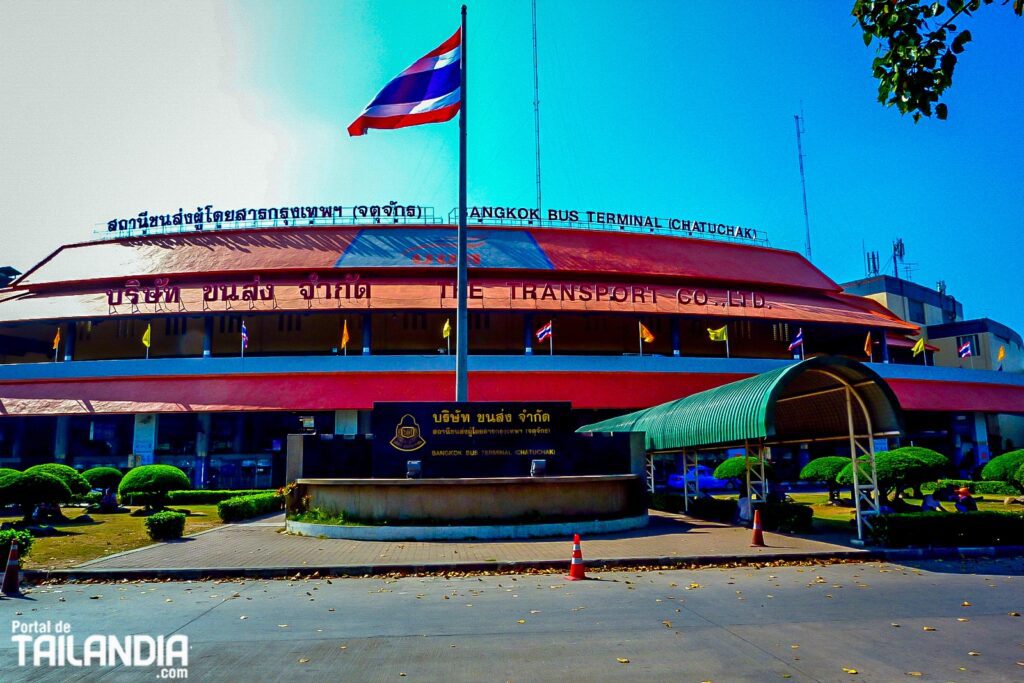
[906,299,926,324]
[956,334,979,357]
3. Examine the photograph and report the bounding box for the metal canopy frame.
[580,357,899,540]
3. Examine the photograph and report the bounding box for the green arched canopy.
[576,356,904,452]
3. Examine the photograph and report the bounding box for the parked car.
[666,465,733,491]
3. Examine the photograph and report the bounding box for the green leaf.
[863,32,873,47]
[935,103,948,120]
[951,29,972,54]
[930,2,944,17]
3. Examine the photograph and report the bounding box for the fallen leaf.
[842,667,858,674]
[961,601,972,607]
[298,658,309,664]
[922,626,936,631]
[617,658,630,664]
[905,672,922,677]
[278,624,288,628]
[791,644,799,649]
[956,617,969,622]
[968,651,981,656]
[516,619,525,624]
[662,620,673,628]
[891,623,900,627]
[1009,612,1020,617]
[239,616,247,620]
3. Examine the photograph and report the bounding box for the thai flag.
[348,29,462,136]
[241,321,249,350]
[788,328,804,352]
[536,320,553,342]
[958,340,972,358]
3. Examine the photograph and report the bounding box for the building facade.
[1,213,1022,487]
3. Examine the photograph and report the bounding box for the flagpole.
[549,322,553,355]
[454,4,469,402]
[638,321,643,357]
[725,333,730,359]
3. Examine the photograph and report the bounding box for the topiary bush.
[981,450,1024,492]
[837,448,951,501]
[0,468,22,507]
[24,464,90,497]
[922,479,1020,497]
[217,492,284,522]
[1014,463,1024,494]
[712,456,774,482]
[866,511,1024,548]
[8,471,73,523]
[82,466,124,491]
[143,510,187,541]
[118,465,191,511]
[0,528,34,559]
[799,456,849,500]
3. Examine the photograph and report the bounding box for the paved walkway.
[66,511,867,576]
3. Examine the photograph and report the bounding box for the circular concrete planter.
[286,513,648,541]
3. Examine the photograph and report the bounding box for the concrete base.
[286,513,649,541]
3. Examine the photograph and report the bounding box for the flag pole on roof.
[348,9,468,400]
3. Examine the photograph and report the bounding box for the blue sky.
[1,1,1021,331]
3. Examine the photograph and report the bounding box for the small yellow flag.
[142,323,151,348]
[52,327,61,350]
[708,325,728,342]
[341,320,350,348]
[639,322,655,343]
[864,332,872,359]
[442,318,451,339]
[911,338,925,357]
[997,345,1006,362]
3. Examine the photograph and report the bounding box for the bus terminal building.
[0,205,1021,489]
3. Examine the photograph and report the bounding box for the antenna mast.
[794,113,811,261]
[531,0,542,212]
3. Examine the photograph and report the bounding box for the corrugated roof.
[577,356,903,450]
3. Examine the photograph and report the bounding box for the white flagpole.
[549,322,553,355]
[638,321,643,357]
[725,332,730,359]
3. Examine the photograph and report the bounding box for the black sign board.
[371,402,572,478]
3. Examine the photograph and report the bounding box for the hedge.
[217,492,284,522]
[166,489,274,505]
[980,450,1024,488]
[144,510,187,541]
[0,529,34,558]
[760,502,814,533]
[865,511,1024,548]
[921,479,1020,497]
[650,493,737,522]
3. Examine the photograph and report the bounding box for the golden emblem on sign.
[390,414,426,452]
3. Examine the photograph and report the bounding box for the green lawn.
[1,505,223,570]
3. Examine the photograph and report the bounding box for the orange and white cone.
[566,533,587,581]
[1,540,21,596]
[750,509,766,547]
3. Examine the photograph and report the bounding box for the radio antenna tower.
[531,0,542,213]
[794,112,812,261]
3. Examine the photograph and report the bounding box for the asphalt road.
[3,558,1023,682]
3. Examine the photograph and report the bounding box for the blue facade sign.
[336,229,554,270]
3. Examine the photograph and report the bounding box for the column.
[195,413,211,488]
[972,412,991,469]
[524,313,534,355]
[671,318,681,357]
[62,322,76,362]
[361,313,371,355]
[879,329,890,363]
[53,415,70,463]
[132,414,158,465]
[203,317,213,358]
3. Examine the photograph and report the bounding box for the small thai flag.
[788,328,804,352]
[536,320,553,342]
[348,29,462,136]
[958,340,972,358]
[241,321,249,350]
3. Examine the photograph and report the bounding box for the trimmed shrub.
[922,479,1020,497]
[866,511,1024,548]
[118,465,191,511]
[9,471,73,522]
[24,463,91,497]
[650,493,687,514]
[217,492,284,522]
[0,468,21,506]
[167,489,273,505]
[1014,464,1024,494]
[712,456,774,482]
[761,502,814,533]
[981,450,1024,491]
[143,510,187,541]
[82,467,124,491]
[837,448,950,500]
[0,529,34,558]
[799,456,849,499]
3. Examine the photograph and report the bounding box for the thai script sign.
[371,402,572,477]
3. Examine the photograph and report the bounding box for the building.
[843,275,1024,456]
[1,206,1022,487]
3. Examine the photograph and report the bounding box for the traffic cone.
[565,533,587,581]
[750,509,766,548]
[1,540,21,596]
